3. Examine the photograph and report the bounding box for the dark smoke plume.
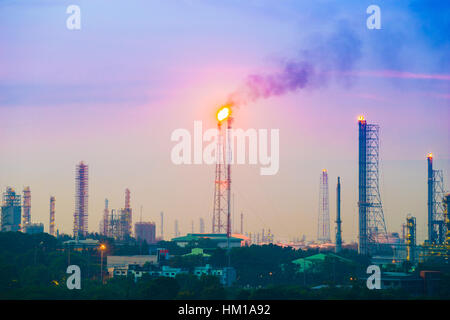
[227,23,362,106]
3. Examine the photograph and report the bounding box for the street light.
[100,244,106,284]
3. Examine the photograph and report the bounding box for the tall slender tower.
[74,161,88,239]
[358,116,388,255]
[49,196,56,236]
[174,219,179,237]
[102,199,109,236]
[240,212,244,235]
[22,187,31,226]
[160,211,164,240]
[318,169,331,243]
[427,153,434,243]
[335,177,342,253]
[427,153,446,244]
[199,217,205,233]
[212,105,232,237]
[406,215,416,262]
[121,188,132,239]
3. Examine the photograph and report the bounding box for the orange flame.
[217,105,231,122]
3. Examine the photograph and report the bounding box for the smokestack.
[335,177,342,253]
[427,153,435,243]
[199,217,205,234]
[240,212,244,235]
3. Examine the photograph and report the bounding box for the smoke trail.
[227,23,362,106]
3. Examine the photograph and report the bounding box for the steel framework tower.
[335,177,342,253]
[74,161,88,239]
[406,215,416,262]
[358,116,388,255]
[427,153,447,244]
[49,196,55,236]
[212,106,232,237]
[318,170,331,243]
[22,187,31,226]
[121,188,132,239]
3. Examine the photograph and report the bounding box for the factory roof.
[182,248,211,258]
[172,233,242,243]
[291,253,354,272]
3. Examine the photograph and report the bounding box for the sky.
[0,0,449,243]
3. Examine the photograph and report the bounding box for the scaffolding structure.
[73,161,88,239]
[318,170,331,243]
[427,153,447,244]
[22,187,31,226]
[49,196,56,236]
[406,215,416,262]
[335,177,343,253]
[102,190,132,241]
[121,188,132,238]
[212,108,232,236]
[419,194,450,261]
[358,117,388,255]
[1,187,22,232]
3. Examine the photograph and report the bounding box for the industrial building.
[23,223,44,234]
[135,221,156,244]
[110,262,236,286]
[172,233,243,248]
[1,187,22,232]
[100,189,133,241]
[106,255,158,270]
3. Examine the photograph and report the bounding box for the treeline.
[0,232,449,299]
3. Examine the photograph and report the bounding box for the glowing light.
[427,153,433,159]
[358,115,365,122]
[100,244,106,251]
[217,105,231,122]
[322,169,327,172]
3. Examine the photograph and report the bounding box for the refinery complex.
[0,112,448,267]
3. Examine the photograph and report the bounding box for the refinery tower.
[357,116,388,255]
[73,161,88,239]
[318,169,331,243]
[212,105,232,237]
